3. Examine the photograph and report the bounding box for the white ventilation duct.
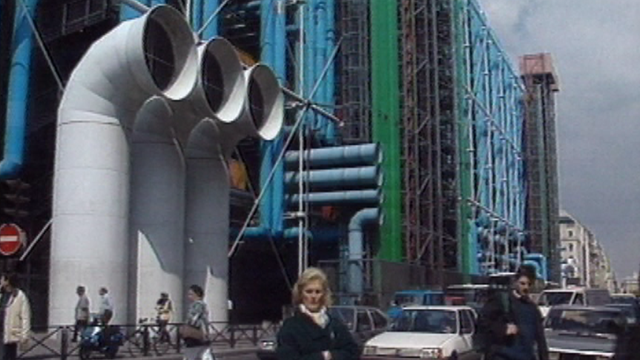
[50,6,198,325]
[129,97,185,323]
[182,38,283,323]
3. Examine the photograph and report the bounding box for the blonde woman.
[276,267,359,360]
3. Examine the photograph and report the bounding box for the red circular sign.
[0,224,25,256]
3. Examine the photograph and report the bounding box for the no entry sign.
[0,224,26,256]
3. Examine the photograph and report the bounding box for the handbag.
[180,324,205,341]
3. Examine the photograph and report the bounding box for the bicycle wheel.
[126,333,144,357]
[153,336,173,356]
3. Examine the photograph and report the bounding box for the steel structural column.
[453,0,475,275]
[370,0,402,261]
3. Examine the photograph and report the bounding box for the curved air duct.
[182,38,283,323]
[50,6,198,325]
[129,97,185,322]
[348,208,382,298]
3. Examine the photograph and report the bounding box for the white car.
[362,306,479,360]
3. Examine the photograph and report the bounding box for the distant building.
[620,273,639,294]
[558,210,615,290]
[520,53,561,282]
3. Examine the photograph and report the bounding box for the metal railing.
[17,321,281,359]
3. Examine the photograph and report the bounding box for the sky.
[477,0,640,279]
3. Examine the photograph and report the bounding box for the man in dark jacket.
[476,266,548,360]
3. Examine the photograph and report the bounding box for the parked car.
[362,306,480,360]
[256,305,389,360]
[605,303,638,325]
[545,305,625,360]
[538,288,611,317]
[387,290,445,320]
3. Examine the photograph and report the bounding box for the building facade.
[559,210,615,290]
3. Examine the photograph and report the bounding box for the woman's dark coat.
[276,310,359,360]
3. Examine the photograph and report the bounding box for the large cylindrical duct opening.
[244,64,283,141]
[214,63,284,156]
[129,97,185,323]
[50,5,197,325]
[184,120,231,324]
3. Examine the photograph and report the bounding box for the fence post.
[252,326,258,345]
[142,325,150,356]
[60,326,69,360]
[176,325,182,354]
[229,325,236,348]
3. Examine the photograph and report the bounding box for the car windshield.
[394,294,422,307]
[611,296,637,306]
[391,309,458,334]
[538,292,573,306]
[544,309,622,334]
[328,307,356,331]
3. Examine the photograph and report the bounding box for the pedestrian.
[276,267,359,360]
[72,285,91,342]
[181,285,209,360]
[1,273,31,360]
[98,287,114,325]
[155,292,173,343]
[476,265,548,360]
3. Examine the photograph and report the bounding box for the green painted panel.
[370,0,402,261]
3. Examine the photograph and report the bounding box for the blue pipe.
[304,0,315,131]
[271,0,286,234]
[324,0,336,144]
[285,166,382,189]
[201,0,220,39]
[285,189,381,206]
[314,0,326,142]
[191,0,203,33]
[285,144,381,168]
[525,253,548,281]
[0,0,38,180]
[348,208,381,297]
[120,0,150,21]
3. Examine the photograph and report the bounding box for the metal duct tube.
[51,6,197,325]
[285,144,381,168]
[285,166,382,189]
[182,39,283,323]
[216,63,283,155]
[286,189,381,206]
[184,120,231,324]
[129,97,185,323]
[348,208,382,298]
[0,0,37,179]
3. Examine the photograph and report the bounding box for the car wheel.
[450,351,458,360]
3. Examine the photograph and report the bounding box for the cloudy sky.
[476,0,640,279]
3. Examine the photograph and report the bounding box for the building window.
[568,243,574,252]
[568,230,574,238]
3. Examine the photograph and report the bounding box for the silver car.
[545,305,625,360]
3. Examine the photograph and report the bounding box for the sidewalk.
[18,334,259,360]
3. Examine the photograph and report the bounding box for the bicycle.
[126,318,175,356]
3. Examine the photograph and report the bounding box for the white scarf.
[299,304,329,328]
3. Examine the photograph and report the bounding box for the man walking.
[72,286,90,342]
[98,287,114,325]
[476,265,548,360]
